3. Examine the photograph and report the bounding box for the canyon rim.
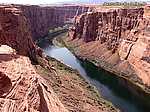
[0,1,150,112]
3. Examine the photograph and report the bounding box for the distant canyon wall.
[69,7,150,86]
[20,5,89,40]
[0,4,89,59]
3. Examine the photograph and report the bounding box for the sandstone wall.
[0,4,89,60]
[69,8,150,86]
[0,6,70,111]
[20,5,89,40]
[0,45,68,112]
[69,8,149,61]
[0,5,40,61]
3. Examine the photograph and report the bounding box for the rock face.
[70,8,144,43]
[0,4,117,112]
[0,5,41,61]
[0,6,69,111]
[0,4,88,60]
[68,7,150,87]
[20,5,89,40]
[0,45,68,112]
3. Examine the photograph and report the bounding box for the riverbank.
[36,30,120,112]
[55,33,150,110]
[35,56,119,112]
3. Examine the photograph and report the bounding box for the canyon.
[0,45,68,112]
[19,5,89,40]
[67,6,150,98]
[0,4,89,60]
[0,2,150,112]
[0,4,119,112]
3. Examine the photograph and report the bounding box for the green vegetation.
[103,2,147,8]
[53,34,77,54]
[57,33,150,109]
[36,56,118,111]
[36,34,118,111]
[48,27,67,36]
[53,33,67,47]
[35,26,68,44]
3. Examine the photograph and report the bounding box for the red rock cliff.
[0,5,40,61]
[0,5,70,112]
[0,4,121,112]
[20,5,89,40]
[0,4,88,60]
[68,7,150,88]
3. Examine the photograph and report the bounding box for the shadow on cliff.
[38,85,49,112]
[0,71,12,97]
[142,57,150,63]
[0,54,20,62]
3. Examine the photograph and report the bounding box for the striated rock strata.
[68,7,150,90]
[0,5,68,112]
[0,4,89,59]
[0,5,41,61]
[0,45,68,112]
[0,4,118,112]
[20,5,89,40]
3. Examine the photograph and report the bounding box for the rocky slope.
[0,5,68,112]
[36,56,119,112]
[68,7,150,92]
[0,4,119,112]
[0,45,69,112]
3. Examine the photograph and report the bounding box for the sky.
[0,0,73,5]
[0,0,148,5]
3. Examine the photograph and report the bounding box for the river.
[38,35,150,112]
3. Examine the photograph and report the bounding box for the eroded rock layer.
[20,5,89,40]
[0,5,41,61]
[0,45,68,112]
[0,4,118,112]
[0,4,88,59]
[0,6,68,112]
[68,7,150,88]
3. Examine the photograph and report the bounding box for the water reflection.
[38,39,150,112]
